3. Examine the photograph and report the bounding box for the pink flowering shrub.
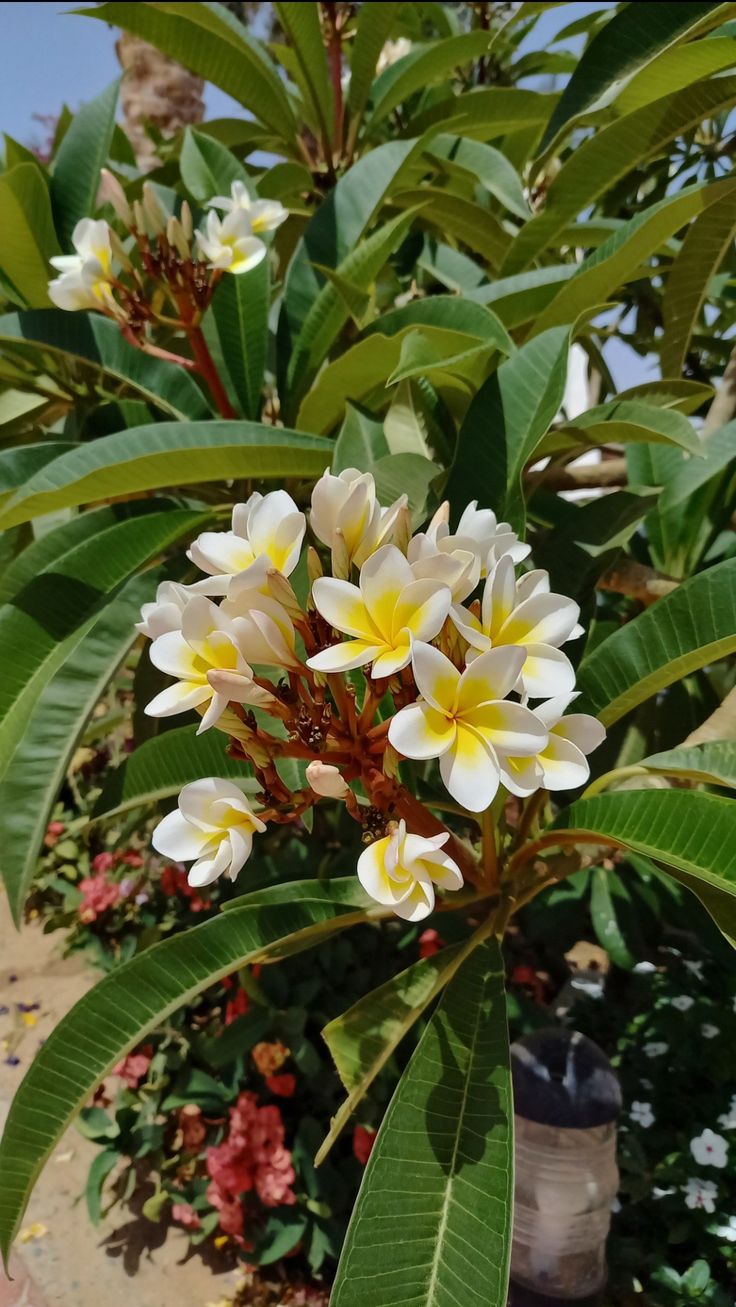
[207,1093,297,1242]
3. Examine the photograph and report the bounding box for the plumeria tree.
[1,2,736,1301]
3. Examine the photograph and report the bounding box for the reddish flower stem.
[185,322,237,419]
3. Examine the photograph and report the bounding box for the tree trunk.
[116,31,205,172]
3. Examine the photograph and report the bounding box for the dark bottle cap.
[511,1028,621,1129]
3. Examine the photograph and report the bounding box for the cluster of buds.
[47,175,287,353]
[142,468,605,922]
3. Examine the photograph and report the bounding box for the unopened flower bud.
[108,228,133,271]
[99,168,132,226]
[428,500,450,532]
[306,761,349,799]
[382,743,401,780]
[132,199,145,233]
[142,182,167,236]
[331,527,351,581]
[307,546,323,599]
[392,503,412,556]
[167,215,191,261]
[267,568,303,623]
[180,200,193,242]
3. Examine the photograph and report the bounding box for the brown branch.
[185,323,237,419]
[597,559,679,605]
[701,341,736,437]
[525,456,628,492]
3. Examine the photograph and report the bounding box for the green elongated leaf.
[447,324,571,532]
[538,2,722,156]
[85,1150,118,1226]
[0,164,60,307]
[347,2,400,125]
[274,4,333,147]
[0,572,155,923]
[92,723,258,821]
[0,506,207,780]
[590,868,638,970]
[649,859,736,949]
[0,421,332,529]
[662,185,736,376]
[531,180,736,337]
[635,741,736,789]
[659,420,736,512]
[386,329,491,390]
[428,134,529,220]
[0,442,74,506]
[363,295,513,353]
[406,86,555,141]
[331,938,513,1307]
[78,3,297,141]
[0,310,212,419]
[470,265,576,327]
[373,452,439,519]
[318,944,464,1164]
[224,875,373,914]
[618,378,714,415]
[332,402,389,473]
[418,240,490,294]
[615,31,736,117]
[551,790,736,904]
[503,75,736,274]
[532,487,659,599]
[393,187,510,271]
[179,127,252,202]
[209,256,269,419]
[50,79,119,248]
[552,399,702,457]
[576,559,736,726]
[0,894,368,1264]
[366,31,494,130]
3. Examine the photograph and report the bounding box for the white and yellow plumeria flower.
[187,491,306,594]
[453,556,582,698]
[206,181,288,233]
[357,819,462,921]
[308,544,451,679]
[414,500,530,579]
[223,581,301,671]
[195,209,267,274]
[135,581,192,640]
[305,760,350,798]
[521,693,605,792]
[145,595,264,732]
[310,468,407,572]
[407,533,480,604]
[389,642,547,811]
[48,218,116,311]
[152,777,266,888]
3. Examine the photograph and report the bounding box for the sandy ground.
[0,887,240,1307]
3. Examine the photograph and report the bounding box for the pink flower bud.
[306,760,349,799]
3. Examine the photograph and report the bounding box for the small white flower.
[195,208,266,273]
[690,1129,729,1168]
[48,217,116,311]
[652,1186,676,1199]
[222,580,301,672]
[684,959,705,980]
[357,819,462,921]
[136,581,191,639]
[717,1109,736,1130]
[701,1023,720,1040]
[500,691,605,797]
[152,778,266,887]
[188,491,306,592]
[206,181,288,233]
[376,35,412,74]
[671,995,694,1012]
[712,1215,736,1242]
[683,1177,718,1212]
[633,960,656,974]
[630,1101,655,1128]
[643,1042,668,1058]
[310,468,406,572]
[306,761,349,799]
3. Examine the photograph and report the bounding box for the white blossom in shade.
[671,995,695,1012]
[453,556,582,698]
[409,500,529,593]
[306,761,349,799]
[643,1042,668,1058]
[48,218,117,311]
[152,778,266,888]
[309,468,407,571]
[453,500,531,571]
[684,959,705,980]
[652,1186,676,1199]
[307,545,451,679]
[206,181,288,234]
[684,1178,718,1212]
[357,819,462,921]
[222,581,301,672]
[701,1023,720,1040]
[145,595,266,732]
[407,534,480,606]
[195,209,267,273]
[187,491,305,593]
[376,35,412,74]
[136,581,191,639]
[712,1215,736,1242]
[717,1096,736,1130]
[389,642,547,812]
[691,1129,729,1168]
[630,1101,655,1129]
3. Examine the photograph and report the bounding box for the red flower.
[171,1202,200,1229]
[418,928,444,959]
[179,1104,206,1152]
[78,872,121,922]
[159,864,209,912]
[122,851,144,867]
[265,1074,296,1098]
[206,1092,297,1240]
[44,820,65,847]
[225,988,249,1025]
[92,852,115,874]
[252,1041,289,1076]
[353,1125,376,1165]
[114,1045,153,1088]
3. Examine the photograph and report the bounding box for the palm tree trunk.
[116,31,205,172]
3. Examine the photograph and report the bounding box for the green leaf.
[50,79,119,248]
[0,573,154,923]
[469,265,576,328]
[85,1149,118,1226]
[0,442,74,508]
[331,938,513,1307]
[590,868,638,970]
[662,182,736,376]
[635,741,736,789]
[428,134,529,220]
[0,310,212,420]
[504,75,736,274]
[91,723,259,822]
[447,325,571,532]
[362,295,513,353]
[406,86,554,142]
[317,944,464,1163]
[0,894,368,1263]
[0,164,60,308]
[332,403,389,474]
[223,875,373,914]
[273,4,333,148]
[658,420,736,513]
[552,790,736,906]
[0,502,147,606]
[538,3,722,156]
[575,559,736,726]
[347,2,401,126]
[0,505,206,780]
[615,32,736,116]
[552,398,702,457]
[532,487,659,600]
[365,31,494,131]
[373,452,439,520]
[78,3,297,141]
[655,861,736,949]
[179,127,252,202]
[393,187,510,271]
[0,421,332,529]
[209,255,269,419]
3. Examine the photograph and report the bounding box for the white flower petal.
[152,810,215,861]
[389,702,456,759]
[311,577,376,640]
[520,644,576,698]
[307,639,384,673]
[457,646,526,711]
[410,641,460,713]
[440,725,499,812]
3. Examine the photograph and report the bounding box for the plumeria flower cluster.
[142,468,605,921]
